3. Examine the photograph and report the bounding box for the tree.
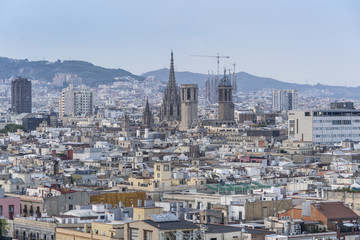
[0,219,9,239]
[0,124,27,133]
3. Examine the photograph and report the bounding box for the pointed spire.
[169,50,176,87]
[145,97,150,112]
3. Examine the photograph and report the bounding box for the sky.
[0,0,359,86]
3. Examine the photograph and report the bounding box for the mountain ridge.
[0,56,359,99]
[0,57,144,86]
[142,68,360,99]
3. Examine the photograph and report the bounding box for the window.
[69,205,73,210]
[130,228,139,240]
[170,104,173,115]
[144,230,152,240]
[69,196,73,200]
[157,173,160,178]
[163,165,169,171]
[305,112,311,116]
[0,206,2,216]
[156,165,160,171]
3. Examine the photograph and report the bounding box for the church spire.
[169,51,176,87]
[145,97,150,111]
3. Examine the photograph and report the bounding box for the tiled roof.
[316,202,359,220]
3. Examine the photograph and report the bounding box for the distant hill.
[0,57,144,86]
[143,68,360,99]
[1,57,359,99]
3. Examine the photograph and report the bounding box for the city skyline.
[0,0,359,86]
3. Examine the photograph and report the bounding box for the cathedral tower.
[160,51,181,126]
[180,84,198,130]
[218,70,234,121]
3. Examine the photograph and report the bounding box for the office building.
[288,106,360,145]
[272,90,298,112]
[11,77,32,114]
[180,84,198,130]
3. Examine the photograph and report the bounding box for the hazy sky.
[0,0,359,86]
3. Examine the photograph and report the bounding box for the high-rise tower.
[159,51,181,127]
[218,70,234,121]
[180,84,198,130]
[272,89,298,112]
[11,77,32,114]
[59,84,93,119]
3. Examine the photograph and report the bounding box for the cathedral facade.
[159,51,181,128]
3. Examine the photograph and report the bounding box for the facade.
[288,109,360,145]
[159,51,181,127]
[218,70,234,121]
[330,101,355,110]
[0,188,20,220]
[11,77,32,114]
[272,90,298,112]
[13,218,56,240]
[180,84,198,130]
[11,189,90,217]
[22,113,50,131]
[142,98,153,130]
[59,84,93,120]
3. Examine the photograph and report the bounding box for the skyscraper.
[11,77,32,114]
[218,70,234,121]
[272,90,298,112]
[59,84,93,119]
[180,84,198,130]
[159,51,181,127]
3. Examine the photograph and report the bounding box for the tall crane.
[191,53,230,76]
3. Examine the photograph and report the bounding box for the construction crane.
[191,53,229,76]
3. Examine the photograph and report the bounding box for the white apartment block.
[272,90,298,112]
[288,109,360,145]
[59,84,93,119]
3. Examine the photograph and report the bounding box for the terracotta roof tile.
[316,202,359,220]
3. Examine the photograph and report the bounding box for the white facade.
[59,84,93,119]
[288,109,360,145]
[272,90,298,112]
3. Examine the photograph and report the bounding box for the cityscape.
[0,1,360,240]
